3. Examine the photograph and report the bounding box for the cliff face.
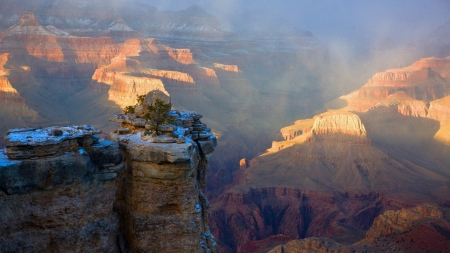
[365,204,445,242]
[268,204,450,253]
[0,90,218,252]
[428,95,450,123]
[211,55,450,253]
[109,92,217,252]
[210,188,398,253]
[340,56,450,113]
[0,126,124,252]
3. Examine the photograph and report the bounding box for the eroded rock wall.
[109,102,217,253]
[0,126,124,253]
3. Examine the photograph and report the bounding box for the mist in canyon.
[135,0,450,95]
[1,1,450,252]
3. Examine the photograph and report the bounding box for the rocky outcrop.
[213,63,240,73]
[0,90,218,252]
[210,188,399,253]
[184,66,220,87]
[428,94,450,123]
[140,69,195,84]
[269,111,371,153]
[0,125,124,252]
[330,56,450,114]
[280,119,314,141]
[359,68,450,101]
[365,204,445,242]
[309,111,370,144]
[268,238,350,253]
[370,92,429,117]
[110,91,217,252]
[267,204,450,253]
[213,55,450,253]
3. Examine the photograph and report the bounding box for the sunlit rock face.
[428,94,450,123]
[341,56,450,113]
[211,55,450,253]
[359,68,449,101]
[0,126,124,252]
[0,53,44,148]
[213,63,240,73]
[1,6,331,251]
[365,204,445,242]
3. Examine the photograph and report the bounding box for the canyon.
[210,56,450,252]
[268,204,450,253]
[1,1,450,252]
[0,5,330,201]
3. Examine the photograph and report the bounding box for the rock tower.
[110,90,217,252]
[0,90,217,253]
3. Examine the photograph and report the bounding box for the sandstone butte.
[0,7,326,205]
[0,11,231,146]
[0,90,218,252]
[209,55,450,253]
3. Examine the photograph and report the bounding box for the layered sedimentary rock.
[109,91,217,252]
[268,238,350,253]
[280,119,314,141]
[210,188,398,253]
[268,204,450,253]
[428,95,450,123]
[365,204,445,242]
[212,55,450,253]
[0,1,232,43]
[0,126,124,252]
[0,90,218,252]
[0,53,45,147]
[358,68,449,101]
[337,56,450,113]
[213,63,240,73]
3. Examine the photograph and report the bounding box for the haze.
[137,0,450,51]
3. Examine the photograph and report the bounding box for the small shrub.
[144,98,173,135]
[123,105,135,115]
[136,94,146,106]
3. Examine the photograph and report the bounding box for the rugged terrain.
[0,90,218,252]
[0,5,330,199]
[0,126,124,252]
[210,56,450,252]
[2,1,450,252]
[268,204,450,253]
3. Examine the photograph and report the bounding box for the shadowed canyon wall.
[210,55,450,253]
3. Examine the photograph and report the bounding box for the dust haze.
[136,0,450,94]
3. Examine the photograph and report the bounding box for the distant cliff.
[210,55,450,253]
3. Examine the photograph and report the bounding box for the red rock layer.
[210,188,401,253]
[365,204,444,242]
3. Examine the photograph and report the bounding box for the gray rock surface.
[0,125,124,253]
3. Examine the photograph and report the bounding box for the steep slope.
[210,55,450,253]
[268,205,450,253]
[0,53,47,147]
